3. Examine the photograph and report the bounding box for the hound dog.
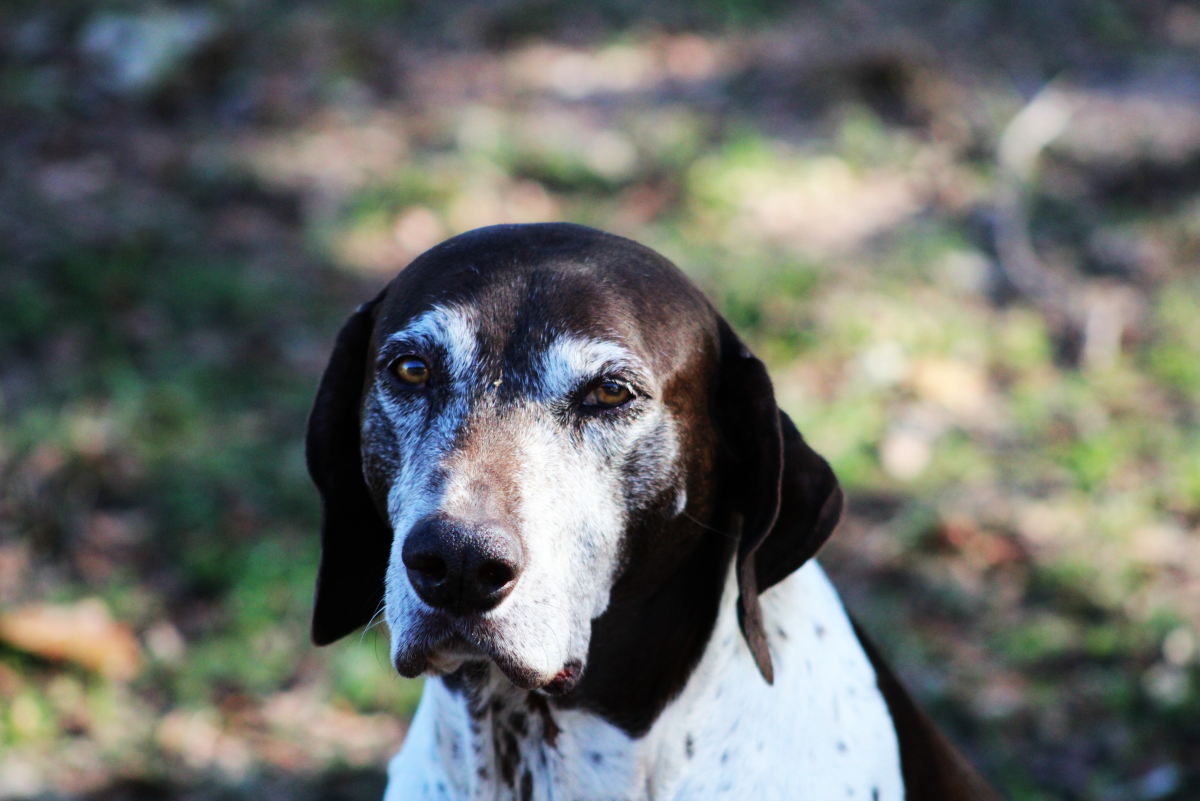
[306,223,1003,800]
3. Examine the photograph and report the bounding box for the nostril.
[476,560,515,592]
[408,553,448,582]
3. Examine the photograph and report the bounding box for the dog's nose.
[401,517,523,613]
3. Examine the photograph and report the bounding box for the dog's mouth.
[393,613,583,695]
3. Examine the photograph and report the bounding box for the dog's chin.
[392,618,584,694]
[484,649,585,695]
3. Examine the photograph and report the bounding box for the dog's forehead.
[374,224,715,375]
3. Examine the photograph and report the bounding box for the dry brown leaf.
[0,598,142,681]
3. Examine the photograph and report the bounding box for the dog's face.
[308,224,843,713]
[363,258,716,692]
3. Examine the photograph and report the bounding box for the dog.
[306,223,1003,800]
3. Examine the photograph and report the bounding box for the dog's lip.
[392,615,479,677]
[537,659,583,696]
[395,635,487,678]
[394,613,582,691]
[392,613,495,672]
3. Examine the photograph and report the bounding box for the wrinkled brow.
[535,335,647,400]
[377,305,479,384]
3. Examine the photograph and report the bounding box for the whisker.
[359,598,388,647]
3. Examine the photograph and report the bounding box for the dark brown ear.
[717,320,844,684]
[307,292,393,646]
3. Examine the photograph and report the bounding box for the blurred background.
[2,0,1200,798]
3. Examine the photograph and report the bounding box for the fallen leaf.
[0,598,142,681]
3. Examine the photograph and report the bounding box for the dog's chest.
[389,672,642,800]
[385,563,904,801]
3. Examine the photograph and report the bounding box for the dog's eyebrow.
[379,304,478,384]
[536,335,646,399]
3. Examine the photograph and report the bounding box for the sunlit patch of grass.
[789,395,888,491]
[1165,442,1200,515]
[1058,426,1136,493]
[1146,282,1200,400]
[993,308,1055,375]
[170,538,317,702]
[923,431,996,488]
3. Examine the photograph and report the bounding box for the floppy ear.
[307,292,393,646]
[716,320,844,684]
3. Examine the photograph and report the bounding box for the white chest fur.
[384,562,905,801]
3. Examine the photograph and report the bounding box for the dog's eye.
[392,356,430,386]
[582,379,632,408]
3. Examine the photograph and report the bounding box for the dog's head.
[307,223,842,703]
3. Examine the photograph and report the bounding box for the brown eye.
[392,356,430,386]
[583,379,632,408]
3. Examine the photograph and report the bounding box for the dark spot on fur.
[721,750,729,763]
[527,692,561,747]
[590,751,604,765]
[496,727,520,787]
[815,623,827,638]
[872,789,880,801]
[509,712,528,737]
[837,740,848,753]
[685,735,694,759]
[520,769,533,801]
[775,625,788,640]
[442,670,465,695]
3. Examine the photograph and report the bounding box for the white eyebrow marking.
[384,304,478,384]
[537,335,642,399]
